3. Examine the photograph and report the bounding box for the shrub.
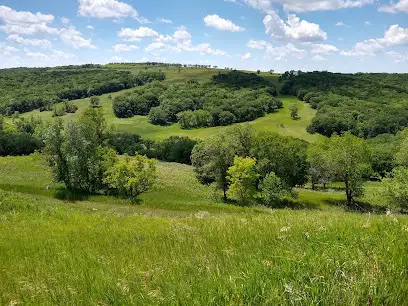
[156,136,197,164]
[259,172,294,207]
[149,107,168,126]
[90,96,101,108]
[104,155,157,199]
[382,167,408,211]
[0,131,42,156]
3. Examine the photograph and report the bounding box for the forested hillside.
[0,68,165,115]
[281,71,408,138]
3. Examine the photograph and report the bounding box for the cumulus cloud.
[386,51,408,62]
[7,34,52,49]
[87,25,94,30]
[241,52,252,59]
[379,0,408,13]
[0,45,19,56]
[60,26,96,49]
[146,26,227,56]
[247,39,305,60]
[119,27,159,41]
[264,11,327,42]
[113,44,139,52]
[204,14,245,32]
[312,54,327,61]
[342,24,408,56]
[0,5,58,35]
[60,17,70,24]
[310,44,339,54]
[78,0,149,23]
[243,0,373,12]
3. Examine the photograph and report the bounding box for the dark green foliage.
[367,133,400,177]
[155,136,197,165]
[251,132,309,187]
[211,70,275,92]
[113,82,167,118]
[52,101,78,117]
[148,107,169,126]
[281,71,408,138]
[90,96,101,108]
[0,68,161,115]
[106,132,153,157]
[0,131,42,156]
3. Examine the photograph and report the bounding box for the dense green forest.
[281,71,408,138]
[0,68,165,115]
[113,71,280,129]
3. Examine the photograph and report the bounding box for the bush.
[382,167,408,211]
[149,107,169,126]
[90,96,101,108]
[259,172,294,207]
[104,155,157,199]
[0,131,42,156]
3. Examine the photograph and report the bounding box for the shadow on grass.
[54,188,91,201]
[324,198,388,214]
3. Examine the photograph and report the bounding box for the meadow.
[2,66,408,305]
[1,155,408,305]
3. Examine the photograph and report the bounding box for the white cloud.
[157,18,173,24]
[225,0,237,2]
[342,24,408,56]
[145,26,227,56]
[247,40,270,49]
[119,27,159,41]
[60,17,70,24]
[379,0,408,13]
[265,43,306,60]
[264,11,327,42]
[312,54,327,61]
[52,50,75,60]
[204,14,245,32]
[386,51,408,62]
[243,0,373,13]
[113,44,139,52]
[7,34,52,49]
[26,52,48,59]
[336,21,346,26]
[0,45,19,56]
[310,43,339,54]
[241,52,252,59]
[0,5,58,35]
[60,26,96,49]
[247,39,305,60]
[364,21,372,25]
[78,0,149,23]
[87,25,94,30]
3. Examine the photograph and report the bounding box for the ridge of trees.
[0,69,165,115]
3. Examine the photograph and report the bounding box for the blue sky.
[0,0,408,72]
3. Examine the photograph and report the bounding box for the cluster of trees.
[0,68,165,115]
[52,101,78,117]
[113,71,281,129]
[280,71,408,138]
[41,108,156,199]
[192,125,375,207]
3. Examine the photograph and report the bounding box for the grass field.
[1,154,408,305]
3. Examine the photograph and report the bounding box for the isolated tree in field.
[90,96,101,108]
[259,172,293,207]
[104,155,157,200]
[307,142,333,190]
[227,156,259,205]
[257,70,261,75]
[191,133,234,202]
[327,133,371,206]
[269,69,274,74]
[42,109,117,193]
[382,167,408,211]
[290,104,299,120]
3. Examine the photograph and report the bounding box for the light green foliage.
[90,96,101,108]
[191,125,255,201]
[382,166,408,211]
[42,109,116,193]
[104,155,157,199]
[227,156,259,205]
[259,172,294,206]
[395,133,408,167]
[307,141,334,189]
[290,103,299,120]
[327,132,372,205]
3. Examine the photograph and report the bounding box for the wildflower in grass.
[280,226,291,232]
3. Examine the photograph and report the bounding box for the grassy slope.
[0,155,407,305]
[5,68,321,142]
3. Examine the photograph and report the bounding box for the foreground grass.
[1,199,408,305]
[0,155,406,304]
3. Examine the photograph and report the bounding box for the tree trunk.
[345,180,352,206]
[312,181,316,191]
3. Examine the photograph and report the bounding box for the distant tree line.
[0,69,165,115]
[280,71,408,138]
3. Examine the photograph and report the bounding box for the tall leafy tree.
[327,132,372,206]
